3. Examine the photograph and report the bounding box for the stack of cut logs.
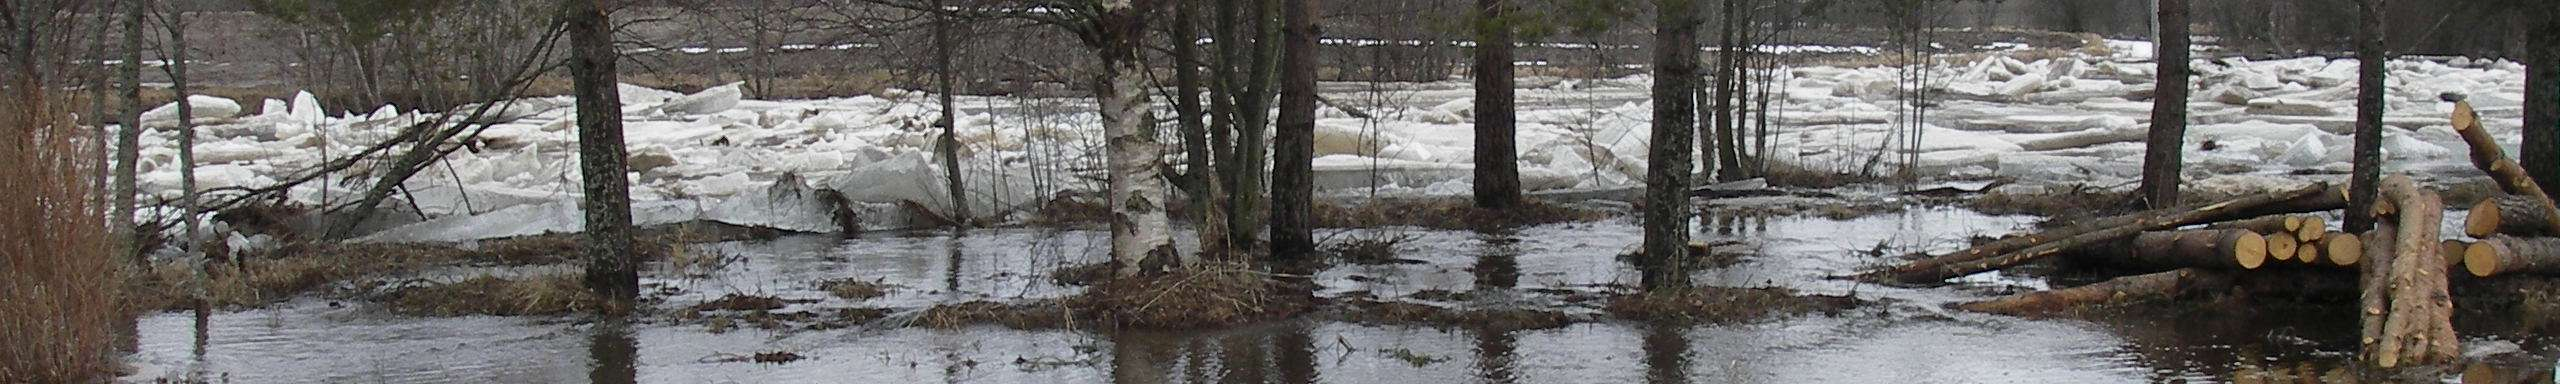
[1869,101,2560,371]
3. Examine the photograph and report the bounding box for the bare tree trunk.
[1171,0,1230,260]
[2345,0,2388,233]
[115,0,145,266]
[167,3,206,312]
[1471,0,1521,209]
[566,0,637,302]
[1711,0,1743,181]
[932,0,971,225]
[1269,0,1318,259]
[1643,0,1700,292]
[1227,0,1279,251]
[1097,0,1180,276]
[2525,14,2559,198]
[2139,0,2190,209]
[1957,268,2230,316]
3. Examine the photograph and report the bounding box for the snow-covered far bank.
[117,39,2530,245]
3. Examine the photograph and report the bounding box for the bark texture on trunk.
[2466,195,2557,237]
[1096,0,1180,276]
[1642,0,1700,292]
[2138,0,2191,209]
[568,0,638,301]
[2366,175,2458,370]
[2465,236,2560,277]
[115,0,145,265]
[1956,268,2230,316]
[1170,0,1230,260]
[2523,14,2559,197]
[2450,101,2560,237]
[1710,0,1742,181]
[2345,0,2388,233]
[1471,0,1521,210]
[2074,229,2268,271]
[1268,0,1318,258]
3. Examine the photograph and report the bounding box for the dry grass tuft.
[694,293,794,312]
[1315,199,1604,231]
[1605,286,1859,324]
[1324,233,1417,265]
[1760,162,1887,189]
[818,278,894,301]
[1048,263,1115,286]
[1074,262,1312,329]
[382,275,604,316]
[915,300,1076,329]
[1964,185,2138,220]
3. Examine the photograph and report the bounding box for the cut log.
[1954,268,2232,316]
[2450,100,2560,235]
[2369,175,2459,369]
[2078,229,2270,270]
[1886,184,2333,284]
[2296,239,2321,265]
[2325,233,2363,267]
[2297,216,2327,242]
[2267,232,2300,262]
[1872,184,2349,285]
[2440,240,2468,268]
[2464,196,2557,237]
[2207,215,2294,236]
[2464,236,2560,277]
[2356,221,2396,361]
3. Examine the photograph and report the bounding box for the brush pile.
[1870,101,2560,371]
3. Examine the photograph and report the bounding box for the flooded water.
[123,206,2560,383]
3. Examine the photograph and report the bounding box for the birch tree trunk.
[566,0,638,301]
[1097,0,1179,276]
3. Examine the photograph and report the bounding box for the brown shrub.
[0,91,120,382]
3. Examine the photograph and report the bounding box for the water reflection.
[1643,325,1690,384]
[587,319,637,384]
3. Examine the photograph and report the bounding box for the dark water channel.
[123,207,2560,383]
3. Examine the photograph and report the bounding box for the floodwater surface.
[123,207,2560,383]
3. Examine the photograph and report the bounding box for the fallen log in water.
[2465,196,2556,237]
[2463,236,2560,277]
[2450,100,2560,236]
[1879,183,2334,284]
[2367,175,2459,369]
[1954,268,2232,316]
